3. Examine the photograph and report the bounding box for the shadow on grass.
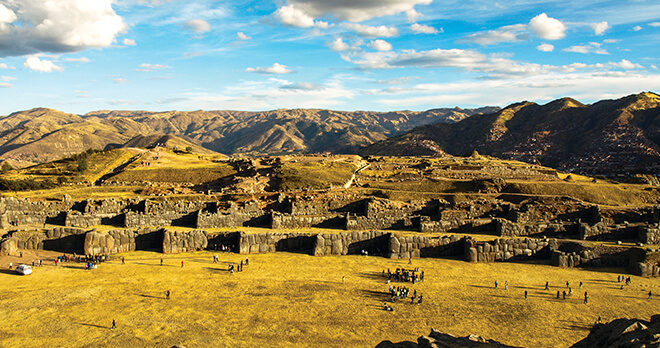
[203,267,229,273]
[358,271,387,281]
[361,289,389,301]
[558,319,592,331]
[76,322,111,329]
[0,269,22,275]
[136,293,166,299]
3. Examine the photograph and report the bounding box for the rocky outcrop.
[571,316,660,348]
[375,328,520,348]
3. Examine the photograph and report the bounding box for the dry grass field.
[0,250,656,348]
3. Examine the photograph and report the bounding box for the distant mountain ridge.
[360,92,660,176]
[0,106,495,167]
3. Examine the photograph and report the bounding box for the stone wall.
[125,211,196,228]
[388,234,466,259]
[197,201,265,228]
[0,227,88,255]
[551,242,647,269]
[638,226,660,245]
[65,212,104,227]
[162,230,207,254]
[578,222,642,241]
[313,231,389,256]
[271,212,342,229]
[496,218,568,237]
[84,230,137,255]
[239,232,316,254]
[465,237,553,263]
[345,214,417,231]
[286,195,364,215]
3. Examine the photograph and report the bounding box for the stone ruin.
[1,195,658,276]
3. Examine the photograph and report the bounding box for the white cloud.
[649,22,660,27]
[406,9,422,22]
[603,39,620,44]
[369,40,393,51]
[245,63,294,74]
[0,0,127,57]
[136,63,172,72]
[1,76,15,82]
[237,32,251,40]
[283,0,432,22]
[0,63,14,69]
[123,38,137,46]
[591,21,611,35]
[329,38,350,52]
[0,82,11,88]
[464,24,527,45]
[632,25,643,31]
[529,13,566,40]
[537,43,555,52]
[343,23,399,38]
[185,77,354,110]
[275,5,316,28]
[563,42,608,54]
[411,23,440,34]
[611,59,641,69]
[64,57,90,63]
[184,19,211,33]
[23,56,63,72]
[113,77,128,84]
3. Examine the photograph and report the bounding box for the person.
[545,281,549,290]
[181,260,184,268]
[579,281,583,288]
[562,291,566,300]
[245,257,249,265]
[557,291,560,299]
[495,280,498,289]
[19,251,22,258]
[166,290,170,300]
[584,291,589,304]
[524,290,528,299]
[122,257,125,264]
[596,316,601,324]
[342,276,345,284]
[111,319,117,330]
[649,291,653,300]
[384,303,394,311]
[418,294,423,304]
[505,281,509,290]
[8,262,12,269]
[160,259,163,266]
[566,281,569,288]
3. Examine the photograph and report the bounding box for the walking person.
[181,260,184,268]
[584,291,589,304]
[649,291,653,300]
[111,319,117,330]
[166,290,170,300]
[160,258,163,266]
[524,290,528,299]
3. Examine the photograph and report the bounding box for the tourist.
[166,290,170,300]
[566,281,569,288]
[245,257,249,265]
[160,259,163,266]
[417,294,423,304]
[562,291,566,300]
[505,281,509,290]
[545,281,549,290]
[342,276,345,284]
[584,291,589,304]
[557,291,560,299]
[649,291,653,300]
[181,260,184,268]
[8,262,12,269]
[579,281,583,289]
[122,257,125,264]
[495,280,498,289]
[524,290,528,299]
[111,319,117,330]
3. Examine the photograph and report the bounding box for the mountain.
[360,92,660,176]
[0,106,493,167]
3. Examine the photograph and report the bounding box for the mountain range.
[0,106,495,167]
[360,92,660,176]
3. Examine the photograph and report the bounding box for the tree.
[77,158,89,173]
[1,162,13,173]
[185,146,193,153]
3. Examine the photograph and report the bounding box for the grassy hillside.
[277,160,357,191]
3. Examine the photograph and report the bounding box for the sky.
[1,0,660,115]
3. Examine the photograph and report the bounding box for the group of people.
[383,267,425,284]
[227,258,249,274]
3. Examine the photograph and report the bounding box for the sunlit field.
[0,250,656,348]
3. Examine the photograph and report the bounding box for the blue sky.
[1,0,660,115]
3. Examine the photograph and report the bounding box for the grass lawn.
[0,250,656,348]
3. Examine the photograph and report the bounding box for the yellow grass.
[0,250,656,348]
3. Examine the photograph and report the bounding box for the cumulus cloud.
[0,62,14,69]
[24,56,63,72]
[237,32,251,40]
[632,25,643,31]
[275,5,316,28]
[123,38,137,46]
[406,9,422,22]
[529,13,566,40]
[370,40,393,51]
[329,38,350,52]
[245,63,294,74]
[0,82,11,88]
[563,42,608,54]
[0,0,127,57]
[343,23,399,38]
[280,0,432,23]
[592,21,610,35]
[464,24,527,45]
[411,23,440,34]
[184,19,211,33]
[649,22,660,27]
[537,43,554,52]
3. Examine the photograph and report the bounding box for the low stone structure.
[162,230,207,254]
[313,231,389,256]
[466,237,553,263]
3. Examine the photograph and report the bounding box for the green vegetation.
[276,160,356,191]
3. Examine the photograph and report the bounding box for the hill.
[360,92,660,177]
[0,107,493,167]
